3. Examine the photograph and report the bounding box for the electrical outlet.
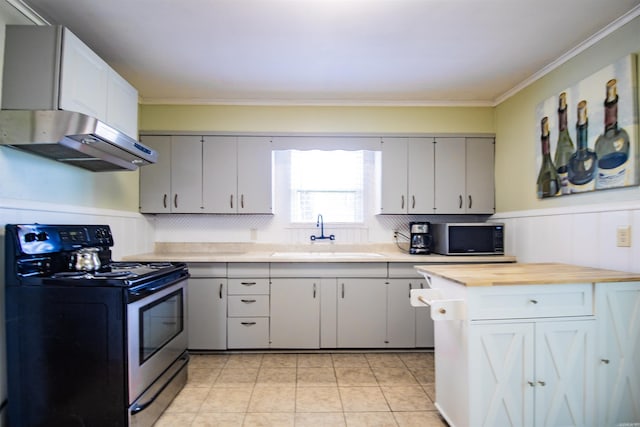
[616,226,631,247]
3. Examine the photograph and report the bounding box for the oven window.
[139,289,183,363]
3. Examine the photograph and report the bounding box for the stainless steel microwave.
[431,223,504,255]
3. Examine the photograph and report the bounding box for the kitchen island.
[412,262,640,427]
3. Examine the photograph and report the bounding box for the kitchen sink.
[270,251,385,258]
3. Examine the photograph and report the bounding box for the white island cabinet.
[413,263,640,427]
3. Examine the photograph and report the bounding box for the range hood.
[0,110,158,171]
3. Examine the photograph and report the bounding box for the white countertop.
[123,242,517,264]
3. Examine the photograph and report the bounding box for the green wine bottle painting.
[534,54,638,199]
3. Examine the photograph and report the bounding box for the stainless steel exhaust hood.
[0,110,158,172]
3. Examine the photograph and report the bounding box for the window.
[288,150,366,223]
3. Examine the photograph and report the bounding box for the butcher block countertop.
[415,262,640,287]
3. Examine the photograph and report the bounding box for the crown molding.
[493,4,640,106]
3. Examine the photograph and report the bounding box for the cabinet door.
[434,137,467,213]
[534,320,595,427]
[407,138,435,213]
[171,136,202,213]
[386,280,416,348]
[379,138,408,213]
[106,69,139,139]
[237,137,273,214]
[469,322,534,427]
[466,137,495,214]
[337,279,387,348]
[270,278,320,348]
[596,282,640,427]
[203,136,238,213]
[188,278,227,350]
[412,280,434,348]
[139,135,171,213]
[59,28,109,121]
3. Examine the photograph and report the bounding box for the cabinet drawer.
[468,283,593,320]
[227,263,269,278]
[228,278,270,295]
[186,263,226,277]
[228,295,270,317]
[227,317,269,349]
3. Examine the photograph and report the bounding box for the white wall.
[494,201,640,273]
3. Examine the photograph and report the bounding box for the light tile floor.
[155,351,448,427]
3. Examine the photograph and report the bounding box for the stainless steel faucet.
[310,214,335,241]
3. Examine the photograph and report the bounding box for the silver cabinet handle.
[230,194,234,209]
[458,195,463,209]
[537,381,546,386]
[601,359,610,364]
[174,194,178,208]
[241,299,256,303]
[241,282,256,286]
[412,195,415,209]
[468,195,472,209]
[530,299,538,304]
[527,381,535,387]
[401,195,405,209]
[241,194,245,209]
[341,283,345,298]
[313,283,317,299]
[163,194,167,208]
[241,322,256,326]
[219,283,223,299]
[408,283,411,298]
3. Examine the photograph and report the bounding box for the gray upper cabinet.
[434,137,495,214]
[2,25,138,139]
[379,137,435,214]
[202,136,273,214]
[139,135,203,213]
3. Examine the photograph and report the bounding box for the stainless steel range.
[5,224,190,427]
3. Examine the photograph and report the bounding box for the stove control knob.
[36,232,49,241]
[24,232,37,242]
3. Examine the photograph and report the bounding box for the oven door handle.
[130,353,189,415]
[128,272,188,302]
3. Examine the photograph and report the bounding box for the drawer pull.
[537,380,546,386]
[527,381,535,387]
[241,299,256,303]
[601,359,610,364]
[241,282,257,286]
[530,299,538,304]
[438,308,446,314]
[241,321,256,326]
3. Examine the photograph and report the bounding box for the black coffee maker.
[409,222,431,254]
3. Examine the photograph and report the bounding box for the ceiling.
[10,0,640,106]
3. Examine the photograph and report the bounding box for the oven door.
[127,276,188,403]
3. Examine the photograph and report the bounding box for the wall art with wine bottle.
[535,54,639,199]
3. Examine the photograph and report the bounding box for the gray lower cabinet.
[186,262,436,350]
[386,280,418,348]
[270,278,320,348]
[227,278,270,349]
[337,278,388,348]
[186,263,227,350]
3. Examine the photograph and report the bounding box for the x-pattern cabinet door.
[469,319,595,427]
[534,320,595,427]
[596,282,640,427]
[469,322,534,427]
